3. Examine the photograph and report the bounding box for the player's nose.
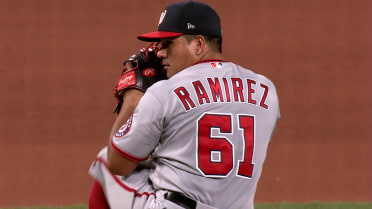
[157,49,167,59]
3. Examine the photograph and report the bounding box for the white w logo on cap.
[158,10,167,25]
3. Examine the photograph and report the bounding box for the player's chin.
[164,66,172,78]
[166,70,172,78]
[167,66,185,78]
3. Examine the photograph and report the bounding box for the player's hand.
[113,44,166,114]
[121,62,144,109]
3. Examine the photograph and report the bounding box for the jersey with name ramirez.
[112,61,280,209]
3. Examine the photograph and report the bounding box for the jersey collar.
[192,59,227,66]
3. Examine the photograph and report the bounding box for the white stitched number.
[197,113,255,178]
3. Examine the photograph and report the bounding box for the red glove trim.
[116,71,137,91]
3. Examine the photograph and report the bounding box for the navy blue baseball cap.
[137,1,222,42]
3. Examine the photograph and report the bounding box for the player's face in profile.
[157,36,197,78]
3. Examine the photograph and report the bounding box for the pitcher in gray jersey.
[89,1,280,209]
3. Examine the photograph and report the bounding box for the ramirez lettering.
[173,77,269,111]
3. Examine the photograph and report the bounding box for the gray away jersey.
[112,61,280,209]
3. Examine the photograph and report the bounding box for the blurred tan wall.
[0,0,371,207]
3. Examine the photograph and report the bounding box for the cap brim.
[137,31,183,42]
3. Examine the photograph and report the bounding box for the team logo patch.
[211,62,223,69]
[117,71,136,90]
[142,68,158,77]
[158,10,167,25]
[115,115,133,137]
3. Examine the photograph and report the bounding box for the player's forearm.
[109,89,145,138]
[107,89,144,175]
[107,145,139,176]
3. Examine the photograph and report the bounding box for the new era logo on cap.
[138,1,221,42]
[187,23,196,30]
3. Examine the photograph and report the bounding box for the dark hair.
[183,35,222,53]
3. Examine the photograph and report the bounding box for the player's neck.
[197,50,223,63]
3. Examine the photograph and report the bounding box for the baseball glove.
[113,44,166,114]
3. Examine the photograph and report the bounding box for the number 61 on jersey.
[196,113,255,178]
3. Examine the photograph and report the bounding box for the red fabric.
[89,180,110,209]
[137,31,183,41]
[117,71,136,91]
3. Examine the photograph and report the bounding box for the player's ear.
[194,35,206,56]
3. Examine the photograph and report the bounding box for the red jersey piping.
[110,138,148,162]
[95,157,156,198]
[193,59,227,66]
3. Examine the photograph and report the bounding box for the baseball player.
[89,1,280,209]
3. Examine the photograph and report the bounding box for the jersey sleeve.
[111,90,164,161]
